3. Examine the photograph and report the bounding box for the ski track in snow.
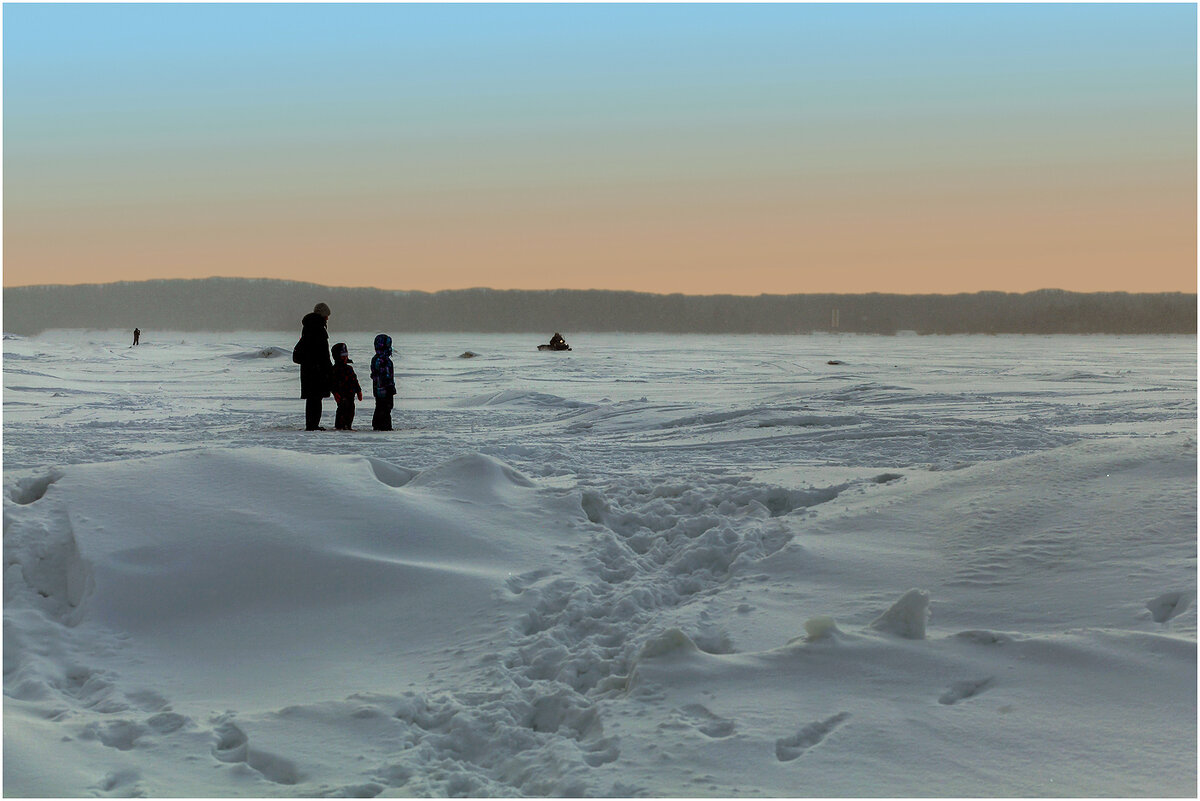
[3,331,1196,796]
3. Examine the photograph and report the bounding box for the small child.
[370,333,396,431]
[330,342,362,431]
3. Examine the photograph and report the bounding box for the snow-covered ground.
[4,330,1196,797]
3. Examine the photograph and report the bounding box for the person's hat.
[331,342,350,360]
[313,302,331,317]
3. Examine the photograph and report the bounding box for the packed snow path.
[4,332,1196,796]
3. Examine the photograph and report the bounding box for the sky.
[3,3,1196,295]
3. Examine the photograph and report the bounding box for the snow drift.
[3,332,1195,796]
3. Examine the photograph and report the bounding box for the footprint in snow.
[126,688,170,712]
[951,630,1011,646]
[505,568,554,595]
[88,719,148,751]
[677,704,736,738]
[775,712,850,762]
[146,711,190,734]
[91,768,144,797]
[212,721,249,763]
[581,735,621,767]
[938,677,994,705]
[333,782,385,798]
[211,720,302,785]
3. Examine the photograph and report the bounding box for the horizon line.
[4,277,1196,298]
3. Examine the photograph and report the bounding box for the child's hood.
[374,334,392,356]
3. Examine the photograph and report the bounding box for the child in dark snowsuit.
[330,342,362,431]
[370,333,397,431]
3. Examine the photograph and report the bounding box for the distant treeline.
[3,278,1196,335]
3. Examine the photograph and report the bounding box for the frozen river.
[4,331,1196,796]
[5,332,1194,474]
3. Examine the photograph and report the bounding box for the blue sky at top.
[4,3,1195,293]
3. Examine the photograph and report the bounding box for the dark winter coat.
[331,362,361,403]
[370,334,396,400]
[297,312,333,399]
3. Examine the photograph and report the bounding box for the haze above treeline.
[3,279,1195,336]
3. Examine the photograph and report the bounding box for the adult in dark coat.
[297,302,333,430]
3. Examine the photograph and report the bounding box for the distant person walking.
[132,328,141,346]
[370,333,396,431]
[293,302,334,431]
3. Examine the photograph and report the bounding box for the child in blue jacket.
[370,334,397,431]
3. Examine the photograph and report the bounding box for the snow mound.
[228,346,291,359]
[1044,370,1125,383]
[870,589,931,639]
[1147,591,1193,623]
[450,389,593,409]
[3,448,564,710]
[661,408,861,431]
[407,452,536,502]
[802,615,843,642]
[638,628,701,659]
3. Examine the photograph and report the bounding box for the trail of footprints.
[75,665,1003,790]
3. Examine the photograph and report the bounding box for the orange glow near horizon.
[5,159,1195,295]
